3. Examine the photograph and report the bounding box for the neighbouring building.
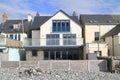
[0,13,32,61]
[24,10,83,60]
[80,15,120,59]
[0,34,23,61]
[102,24,120,56]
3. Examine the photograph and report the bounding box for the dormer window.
[13,24,21,29]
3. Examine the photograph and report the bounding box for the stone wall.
[0,60,107,72]
[26,50,44,61]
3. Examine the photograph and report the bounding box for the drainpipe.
[112,35,114,56]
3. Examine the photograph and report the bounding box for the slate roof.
[102,24,120,38]
[31,16,51,30]
[80,14,120,25]
[0,19,31,33]
[31,10,80,30]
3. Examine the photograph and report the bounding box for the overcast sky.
[0,0,120,22]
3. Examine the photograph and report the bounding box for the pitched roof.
[31,10,80,30]
[31,16,51,30]
[102,24,120,38]
[80,14,120,25]
[0,19,31,33]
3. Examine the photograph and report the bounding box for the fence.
[0,60,107,72]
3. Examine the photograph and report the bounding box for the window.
[10,34,13,39]
[94,51,102,56]
[52,20,70,32]
[15,34,17,40]
[46,34,59,45]
[63,34,76,45]
[13,24,20,29]
[0,49,3,52]
[95,32,99,41]
[18,34,21,41]
[32,50,37,56]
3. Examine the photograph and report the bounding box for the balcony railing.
[23,38,83,47]
[0,37,23,48]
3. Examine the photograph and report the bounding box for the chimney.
[2,12,8,22]
[28,14,32,22]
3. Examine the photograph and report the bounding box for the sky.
[0,0,120,23]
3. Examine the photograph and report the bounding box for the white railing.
[23,38,83,47]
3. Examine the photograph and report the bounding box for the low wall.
[0,60,107,72]
[0,53,8,61]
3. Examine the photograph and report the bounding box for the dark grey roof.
[31,16,51,29]
[0,19,31,33]
[31,10,80,30]
[80,14,120,25]
[102,24,120,38]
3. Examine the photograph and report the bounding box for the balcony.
[0,37,23,48]
[23,38,83,47]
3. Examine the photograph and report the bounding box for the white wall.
[32,30,40,39]
[86,43,108,56]
[40,11,82,46]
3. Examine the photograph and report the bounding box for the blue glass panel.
[62,22,65,31]
[66,26,70,32]
[53,22,56,27]
[53,26,57,32]
[52,20,70,32]
[58,26,61,32]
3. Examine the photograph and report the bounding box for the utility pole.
[97,24,100,56]
[21,18,24,33]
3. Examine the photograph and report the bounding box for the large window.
[46,34,59,45]
[52,20,70,32]
[95,32,99,41]
[44,50,80,60]
[63,34,76,45]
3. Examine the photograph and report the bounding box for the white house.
[24,10,83,60]
[0,13,32,61]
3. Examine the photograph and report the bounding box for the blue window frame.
[52,20,70,32]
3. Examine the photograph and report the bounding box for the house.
[24,10,83,60]
[80,15,120,59]
[0,34,23,61]
[102,24,120,56]
[0,13,32,61]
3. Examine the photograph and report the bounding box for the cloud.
[0,0,51,23]
[48,0,120,15]
[0,0,120,23]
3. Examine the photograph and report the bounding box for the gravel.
[0,68,120,80]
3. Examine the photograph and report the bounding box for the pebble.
[0,68,120,80]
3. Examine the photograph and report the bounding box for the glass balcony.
[23,38,83,47]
